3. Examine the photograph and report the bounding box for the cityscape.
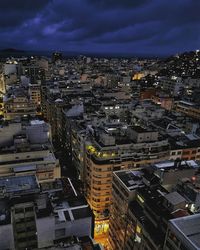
[0,1,200,250]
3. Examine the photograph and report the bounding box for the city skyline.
[0,1,200,249]
[1,0,200,56]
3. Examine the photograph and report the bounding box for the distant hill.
[0,48,25,53]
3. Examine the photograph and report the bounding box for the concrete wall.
[36,216,55,248]
[0,223,15,249]
[36,215,92,248]
[0,123,22,146]
[26,122,49,144]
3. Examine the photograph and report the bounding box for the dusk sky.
[1,0,199,56]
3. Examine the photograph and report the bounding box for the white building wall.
[70,217,92,237]
[26,121,49,144]
[36,216,55,248]
[4,64,17,75]
[54,217,92,238]
[0,223,15,249]
[36,215,92,248]
[0,123,22,146]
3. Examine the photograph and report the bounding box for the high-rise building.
[3,91,37,120]
[175,100,200,120]
[0,175,95,249]
[84,125,169,222]
[0,119,60,182]
[52,52,62,63]
[109,160,200,250]
[28,83,42,107]
[22,65,45,84]
[12,202,38,250]
[164,214,200,250]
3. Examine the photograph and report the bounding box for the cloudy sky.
[0,0,199,56]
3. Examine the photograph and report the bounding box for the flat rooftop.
[153,160,199,171]
[115,170,144,190]
[170,214,200,250]
[131,125,148,133]
[0,175,39,196]
[165,191,186,206]
[30,120,45,125]
[55,205,92,223]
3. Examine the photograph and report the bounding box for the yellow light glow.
[136,225,141,234]
[132,73,144,80]
[87,145,96,153]
[137,194,144,204]
[94,220,109,236]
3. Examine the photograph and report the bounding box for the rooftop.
[170,214,200,250]
[0,175,39,197]
[153,160,199,171]
[115,170,144,190]
[131,125,148,133]
[165,191,186,206]
[30,120,45,125]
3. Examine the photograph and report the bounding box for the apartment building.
[176,100,200,120]
[164,214,200,250]
[84,123,169,222]
[109,160,200,250]
[12,202,38,250]
[3,91,36,120]
[109,170,144,249]
[0,119,60,182]
[28,83,42,107]
[0,175,94,249]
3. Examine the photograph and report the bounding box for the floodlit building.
[84,124,169,221]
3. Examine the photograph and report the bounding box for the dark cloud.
[0,0,50,29]
[0,0,199,55]
[0,0,49,9]
[85,0,151,9]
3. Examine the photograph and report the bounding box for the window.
[15,208,24,214]
[25,207,33,212]
[95,168,101,172]
[113,166,121,171]
[165,240,176,250]
[92,198,100,202]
